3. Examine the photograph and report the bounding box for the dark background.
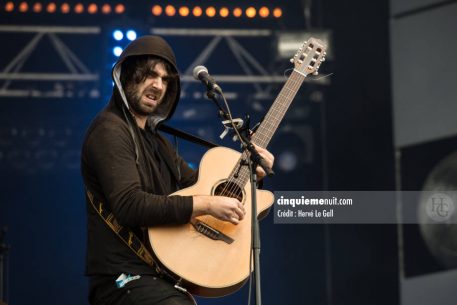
[1,0,455,304]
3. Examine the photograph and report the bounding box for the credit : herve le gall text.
[277,209,334,218]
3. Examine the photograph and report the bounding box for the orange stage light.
[192,6,202,17]
[219,7,229,18]
[33,2,42,13]
[206,6,216,17]
[179,6,189,17]
[165,5,175,16]
[47,2,56,13]
[5,2,14,12]
[61,3,70,13]
[19,2,29,12]
[19,2,28,12]
[88,3,97,14]
[246,7,256,18]
[101,4,111,14]
[259,6,269,18]
[74,3,84,14]
[273,8,282,18]
[151,5,162,16]
[114,4,125,14]
[233,7,242,17]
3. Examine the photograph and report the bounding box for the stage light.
[152,5,162,16]
[126,30,137,41]
[5,2,14,12]
[233,7,242,17]
[33,2,43,13]
[19,2,28,13]
[273,8,282,18]
[259,6,269,18]
[74,3,84,14]
[113,30,123,41]
[60,3,69,13]
[179,6,189,17]
[246,7,256,18]
[219,7,229,18]
[278,151,298,172]
[113,46,123,57]
[206,6,216,17]
[165,5,175,16]
[47,2,56,13]
[88,3,97,14]
[270,124,313,175]
[192,6,202,17]
[101,4,111,14]
[114,4,125,14]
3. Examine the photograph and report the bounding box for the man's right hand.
[192,195,245,225]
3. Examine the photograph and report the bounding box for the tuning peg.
[313,71,319,75]
[321,57,326,62]
[290,58,294,63]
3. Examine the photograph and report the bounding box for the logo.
[425,192,455,222]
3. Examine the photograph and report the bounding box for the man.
[81,35,274,305]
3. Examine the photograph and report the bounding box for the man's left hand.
[252,144,275,180]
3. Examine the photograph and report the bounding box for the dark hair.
[120,55,177,89]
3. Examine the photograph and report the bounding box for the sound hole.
[213,180,244,203]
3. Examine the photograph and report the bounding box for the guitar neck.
[230,70,307,187]
[251,70,306,148]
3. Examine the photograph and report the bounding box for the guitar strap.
[85,188,197,304]
[85,188,156,268]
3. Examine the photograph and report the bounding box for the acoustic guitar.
[148,37,327,297]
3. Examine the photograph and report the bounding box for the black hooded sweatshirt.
[81,36,197,276]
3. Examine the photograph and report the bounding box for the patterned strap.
[85,188,155,268]
[85,187,196,303]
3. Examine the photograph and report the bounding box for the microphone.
[193,65,222,94]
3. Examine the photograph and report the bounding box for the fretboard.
[229,70,307,188]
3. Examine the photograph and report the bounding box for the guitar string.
[218,71,306,210]
[218,71,305,203]
[197,45,323,232]
[233,72,305,193]
[215,73,304,232]
[213,44,325,230]
[202,71,306,233]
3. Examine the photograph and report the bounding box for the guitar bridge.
[191,220,234,244]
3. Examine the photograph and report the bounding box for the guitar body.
[148,146,274,297]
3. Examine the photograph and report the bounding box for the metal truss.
[151,27,330,99]
[0,25,100,98]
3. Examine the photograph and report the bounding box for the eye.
[162,76,172,84]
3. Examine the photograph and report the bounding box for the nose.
[152,76,164,90]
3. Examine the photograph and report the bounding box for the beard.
[125,84,163,117]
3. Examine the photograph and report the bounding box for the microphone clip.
[220,118,244,141]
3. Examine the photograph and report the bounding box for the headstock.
[290,37,327,76]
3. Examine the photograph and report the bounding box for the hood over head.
[112,35,180,129]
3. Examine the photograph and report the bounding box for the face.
[125,61,169,117]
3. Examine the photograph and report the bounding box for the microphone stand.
[205,87,273,305]
[245,142,268,305]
